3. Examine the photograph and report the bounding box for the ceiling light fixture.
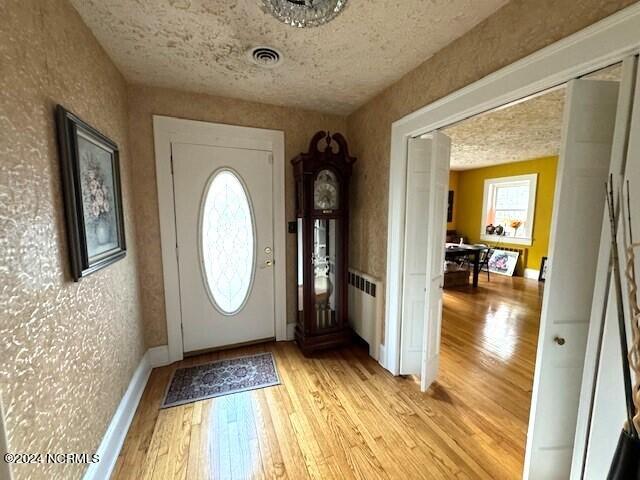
[261,0,348,28]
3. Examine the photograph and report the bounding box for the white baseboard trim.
[524,268,540,280]
[377,343,387,370]
[83,346,169,480]
[286,322,296,341]
[147,345,171,367]
[0,400,12,480]
[369,342,379,362]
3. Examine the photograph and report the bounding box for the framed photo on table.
[56,105,126,281]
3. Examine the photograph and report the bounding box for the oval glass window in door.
[200,169,255,314]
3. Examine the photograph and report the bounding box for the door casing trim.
[383,3,640,478]
[153,116,287,362]
[384,2,640,377]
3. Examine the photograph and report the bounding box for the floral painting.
[78,134,119,259]
[56,105,125,280]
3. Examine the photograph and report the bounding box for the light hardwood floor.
[112,275,543,479]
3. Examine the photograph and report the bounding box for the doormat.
[161,352,280,408]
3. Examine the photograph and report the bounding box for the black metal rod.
[606,176,637,438]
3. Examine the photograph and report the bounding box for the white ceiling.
[443,62,622,170]
[69,0,508,114]
[444,88,565,170]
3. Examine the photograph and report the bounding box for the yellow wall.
[455,156,558,273]
[447,171,459,230]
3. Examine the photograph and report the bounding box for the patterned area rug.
[161,352,280,408]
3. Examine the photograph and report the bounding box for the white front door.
[400,132,451,376]
[172,142,276,352]
[523,79,620,479]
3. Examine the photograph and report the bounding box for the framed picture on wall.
[447,190,454,223]
[538,256,548,282]
[56,105,126,281]
[487,249,519,276]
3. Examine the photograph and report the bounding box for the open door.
[574,56,640,479]
[421,132,451,391]
[523,79,620,479]
[400,133,451,377]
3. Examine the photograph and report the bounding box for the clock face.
[314,170,339,210]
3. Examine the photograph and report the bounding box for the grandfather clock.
[293,131,356,355]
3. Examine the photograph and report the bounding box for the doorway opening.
[438,82,569,477]
[393,56,636,479]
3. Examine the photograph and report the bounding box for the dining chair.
[474,244,491,281]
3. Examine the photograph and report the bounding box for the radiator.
[348,269,383,360]
[497,245,525,257]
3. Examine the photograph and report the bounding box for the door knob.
[553,336,566,346]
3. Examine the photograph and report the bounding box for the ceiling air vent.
[247,46,282,68]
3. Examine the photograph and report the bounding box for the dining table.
[444,243,488,288]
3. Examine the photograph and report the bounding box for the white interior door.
[400,133,451,376]
[523,79,620,479]
[577,56,640,479]
[172,142,276,352]
[400,137,431,375]
[421,132,451,391]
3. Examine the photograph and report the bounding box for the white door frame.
[383,2,640,376]
[153,116,287,363]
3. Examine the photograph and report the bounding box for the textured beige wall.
[346,0,638,323]
[127,85,347,347]
[0,1,145,479]
[1,2,637,476]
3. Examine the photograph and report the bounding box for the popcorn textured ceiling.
[68,0,508,114]
[443,62,622,170]
[444,88,565,170]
